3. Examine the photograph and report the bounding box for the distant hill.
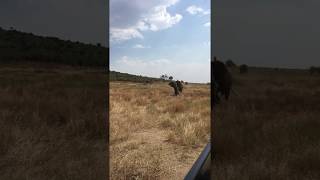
[109,71,161,82]
[0,27,108,67]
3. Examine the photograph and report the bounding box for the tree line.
[109,71,160,82]
[0,27,108,67]
[225,59,320,75]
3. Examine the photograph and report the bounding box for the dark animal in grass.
[168,81,179,96]
[239,64,248,74]
[176,80,183,93]
[212,57,232,105]
[309,66,320,75]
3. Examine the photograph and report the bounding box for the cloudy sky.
[214,0,320,69]
[110,0,210,83]
[0,0,107,46]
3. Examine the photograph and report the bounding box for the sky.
[213,0,320,69]
[0,0,108,46]
[110,0,211,83]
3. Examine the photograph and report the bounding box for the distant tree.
[239,64,248,74]
[96,43,101,47]
[160,74,169,81]
[226,59,236,67]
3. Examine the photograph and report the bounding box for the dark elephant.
[169,80,179,96]
[176,80,183,93]
[168,80,184,96]
[212,57,232,104]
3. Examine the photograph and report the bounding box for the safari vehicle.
[184,143,211,180]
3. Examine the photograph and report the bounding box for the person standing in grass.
[168,76,179,96]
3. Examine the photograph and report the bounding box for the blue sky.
[110,0,210,83]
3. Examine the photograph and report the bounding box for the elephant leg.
[174,87,179,96]
[173,84,179,96]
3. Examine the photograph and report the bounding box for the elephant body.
[169,80,179,96]
[212,57,232,104]
[169,80,183,96]
[176,80,183,93]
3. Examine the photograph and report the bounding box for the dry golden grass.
[110,81,210,179]
[0,63,107,180]
[212,68,320,179]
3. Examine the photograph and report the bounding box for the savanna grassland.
[212,68,320,179]
[110,81,210,179]
[0,63,107,180]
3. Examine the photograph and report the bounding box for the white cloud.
[140,6,183,32]
[136,21,149,31]
[110,56,210,83]
[186,5,210,16]
[110,28,143,43]
[204,22,211,27]
[133,44,150,49]
[110,0,183,43]
[162,0,180,7]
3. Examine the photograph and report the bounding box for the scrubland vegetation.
[110,82,210,179]
[0,63,108,180]
[212,68,320,179]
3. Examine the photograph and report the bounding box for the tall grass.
[212,69,320,179]
[110,82,210,179]
[0,64,108,180]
